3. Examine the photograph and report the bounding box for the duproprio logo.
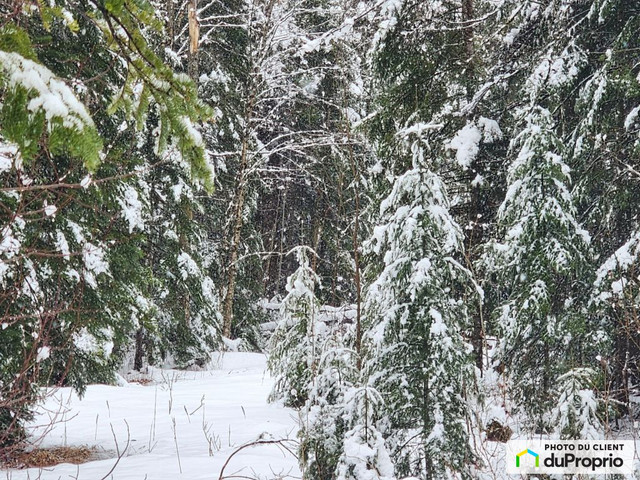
[506,440,634,475]
[515,449,539,468]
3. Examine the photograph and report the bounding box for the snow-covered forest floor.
[3,348,640,479]
[4,353,300,480]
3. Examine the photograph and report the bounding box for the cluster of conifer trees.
[1,1,639,478]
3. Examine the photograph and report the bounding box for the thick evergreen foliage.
[2,0,640,478]
[485,107,596,430]
[0,0,216,446]
[364,135,476,479]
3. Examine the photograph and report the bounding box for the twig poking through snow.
[218,438,298,480]
[171,417,182,474]
[99,420,130,480]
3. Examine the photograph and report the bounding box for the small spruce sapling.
[551,368,602,440]
[268,247,322,408]
[335,386,396,480]
[300,330,358,479]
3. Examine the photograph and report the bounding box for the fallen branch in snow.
[217,437,298,480]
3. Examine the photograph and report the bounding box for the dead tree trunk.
[187,0,199,80]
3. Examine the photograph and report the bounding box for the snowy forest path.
[5,353,300,480]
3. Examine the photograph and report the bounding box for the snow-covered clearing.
[5,353,300,480]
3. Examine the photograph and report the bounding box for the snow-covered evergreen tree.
[335,387,395,480]
[484,107,596,431]
[268,247,321,407]
[133,155,221,369]
[463,0,640,437]
[364,129,476,479]
[300,334,357,479]
[551,367,603,440]
[592,231,640,413]
[568,0,640,413]
[0,0,213,445]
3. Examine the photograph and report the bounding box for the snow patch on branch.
[177,251,200,280]
[179,115,204,148]
[624,106,640,130]
[0,141,18,173]
[83,242,110,288]
[118,185,144,233]
[0,51,94,131]
[446,123,482,169]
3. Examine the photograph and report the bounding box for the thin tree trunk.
[461,0,485,373]
[221,134,251,338]
[276,187,287,290]
[346,121,362,368]
[310,218,322,273]
[468,182,485,373]
[165,0,174,50]
[462,0,474,60]
[134,327,144,371]
[341,70,362,367]
[263,192,280,292]
[220,29,259,334]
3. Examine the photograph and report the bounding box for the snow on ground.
[4,353,301,480]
